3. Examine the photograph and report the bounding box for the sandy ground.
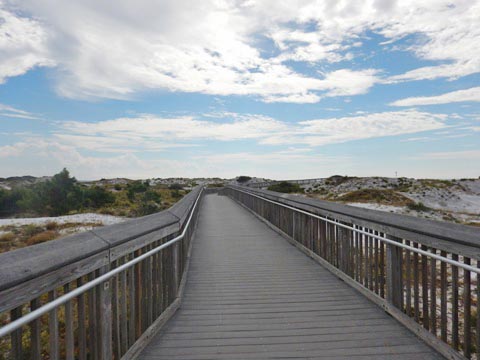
[0,213,126,227]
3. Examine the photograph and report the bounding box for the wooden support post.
[98,266,113,360]
[172,240,180,296]
[386,236,403,309]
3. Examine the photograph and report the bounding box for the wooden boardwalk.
[139,194,442,359]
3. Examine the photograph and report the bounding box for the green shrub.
[268,182,304,194]
[338,189,413,206]
[236,176,252,183]
[168,183,183,190]
[171,190,182,199]
[407,202,431,212]
[23,224,44,237]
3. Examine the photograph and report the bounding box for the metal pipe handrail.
[232,186,480,275]
[0,188,203,338]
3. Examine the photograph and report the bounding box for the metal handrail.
[0,187,203,338]
[233,186,480,274]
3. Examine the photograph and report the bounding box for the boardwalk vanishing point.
[1,185,479,359]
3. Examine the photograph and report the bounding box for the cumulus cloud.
[2,0,479,102]
[0,5,53,83]
[390,87,480,107]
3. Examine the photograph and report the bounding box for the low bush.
[46,221,58,230]
[26,230,58,246]
[168,183,183,190]
[338,189,413,206]
[23,224,44,237]
[407,202,431,212]
[268,182,304,194]
[236,176,252,183]
[0,232,15,243]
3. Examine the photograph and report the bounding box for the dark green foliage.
[0,168,115,217]
[268,182,304,194]
[143,189,162,202]
[236,176,252,183]
[126,180,150,201]
[168,183,183,190]
[171,190,182,199]
[135,190,162,216]
[407,202,431,212]
[82,186,115,208]
[0,188,24,216]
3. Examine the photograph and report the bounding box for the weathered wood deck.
[139,194,442,359]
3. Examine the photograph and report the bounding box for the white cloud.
[0,6,53,83]
[391,87,480,107]
[262,110,447,146]
[0,103,40,119]
[54,110,448,152]
[414,150,480,160]
[0,139,206,179]
[3,0,479,102]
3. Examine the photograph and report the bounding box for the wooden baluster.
[48,290,60,360]
[64,283,74,360]
[405,241,412,316]
[452,254,459,350]
[120,257,129,355]
[128,254,136,346]
[10,306,23,360]
[380,238,385,299]
[30,298,42,360]
[386,236,403,309]
[440,252,447,342]
[87,272,98,358]
[97,265,112,360]
[146,244,154,328]
[112,260,121,360]
[135,249,142,337]
[421,245,429,330]
[464,257,472,358]
[413,243,420,322]
[77,277,87,360]
[429,249,437,336]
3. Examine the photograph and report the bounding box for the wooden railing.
[0,186,203,360]
[225,185,480,360]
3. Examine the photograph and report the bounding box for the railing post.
[173,240,180,296]
[386,235,403,308]
[98,266,112,360]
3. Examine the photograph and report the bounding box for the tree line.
[0,169,115,217]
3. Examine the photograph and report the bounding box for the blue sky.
[0,0,479,180]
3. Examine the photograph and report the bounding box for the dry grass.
[26,230,58,246]
[0,232,15,243]
[337,189,414,206]
[46,221,58,230]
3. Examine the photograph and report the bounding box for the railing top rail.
[227,185,480,252]
[0,186,203,293]
[229,186,480,276]
[0,186,203,339]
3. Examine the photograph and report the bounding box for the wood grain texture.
[138,194,442,360]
